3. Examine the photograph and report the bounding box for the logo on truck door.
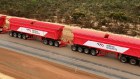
[83,41,129,53]
[17,27,47,36]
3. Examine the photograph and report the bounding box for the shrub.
[108,12,129,21]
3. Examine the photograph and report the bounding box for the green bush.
[108,12,129,21]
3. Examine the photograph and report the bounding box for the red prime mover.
[9,17,64,47]
[71,29,140,65]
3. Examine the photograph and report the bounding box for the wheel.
[43,39,48,45]
[49,40,54,46]
[129,58,137,65]
[0,28,2,33]
[13,32,17,37]
[71,45,77,51]
[90,49,97,56]
[22,34,27,40]
[120,56,128,63]
[9,31,13,37]
[54,41,59,47]
[84,48,90,54]
[17,33,22,39]
[78,47,83,53]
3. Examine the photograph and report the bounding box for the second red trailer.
[71,29,140,65]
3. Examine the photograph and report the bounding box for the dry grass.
[61,25,74,43]
[5,16,11,29]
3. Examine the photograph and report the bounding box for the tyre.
[0,28,2,33]
[43,39,48,45]
[84,48,90,54]
[71,45,77,51]
[90,49,97,56]
[9,31,13,37]
[78,47,83,53]
[54,41,59,47]
[13,32,17,38]
[22,34,27,40]
[120,56,128,63]
[129,58,137,65]
[49,40,54,46]
[18,33,22,39]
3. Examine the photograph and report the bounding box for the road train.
[0,15,140,65]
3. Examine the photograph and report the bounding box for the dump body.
[9,18,64,40]
[73,29,140,58]
[0,15,6,32]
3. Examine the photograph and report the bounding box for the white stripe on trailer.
[17,27,47,36]
[83,41,129,53]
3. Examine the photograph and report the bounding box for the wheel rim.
[71,45,77,51]
[84,48,89,54]
[120,56,127,63]
[43,39,48,45]
[22,35,26,39]
[13,33,17,37]
[18,34,22,38]
[49,41,54,46]
[130,59,137,65]
[9,32,13,36]
[54,41,59,47]
[91,49,96,56]
[78,47,83,53]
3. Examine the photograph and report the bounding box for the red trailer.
[71,29,140,65]
[0,15,6,33]
[9,17,64,47]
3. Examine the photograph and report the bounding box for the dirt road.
[0,73,15,79]
[0,48,106,79]
[0,34,140,79]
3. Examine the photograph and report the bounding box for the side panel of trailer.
[72,29,140,59]
[9,18,64,40]
[0,15,6,33]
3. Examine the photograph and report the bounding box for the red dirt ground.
[0,48,107,79]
